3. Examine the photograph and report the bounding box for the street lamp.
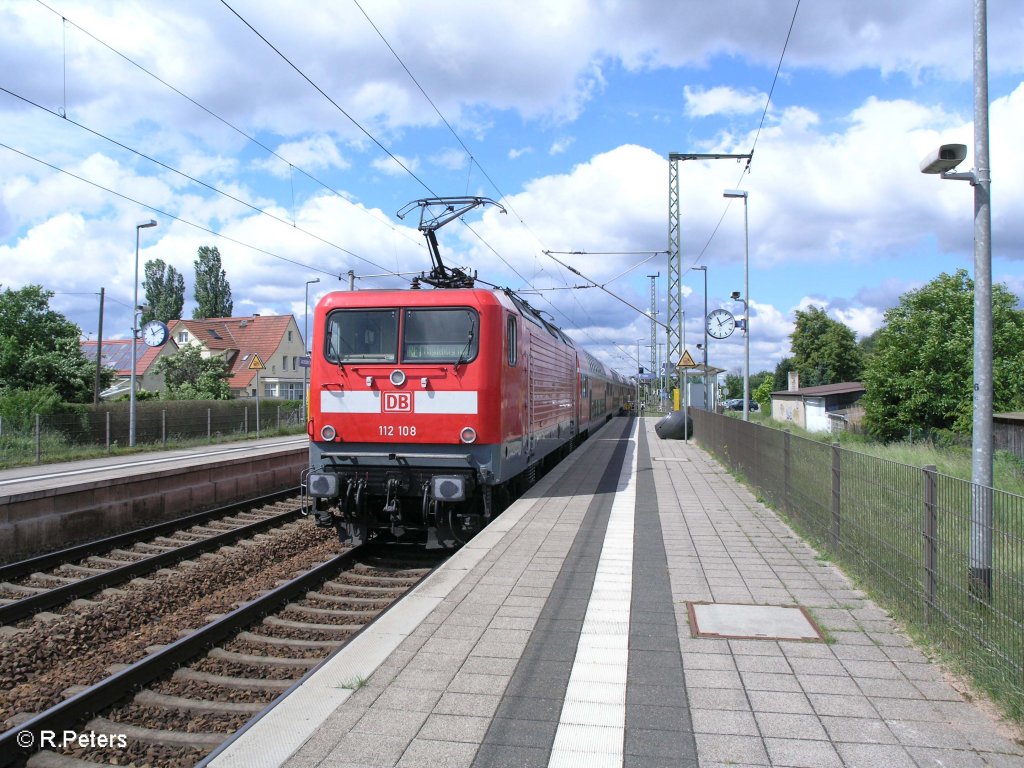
[724,189,749,422]
[692,266,708,409]
[918,0,992,599]
[302,277,321,420]
[129,219,157,447]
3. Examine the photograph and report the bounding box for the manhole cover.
[687,602,823,641]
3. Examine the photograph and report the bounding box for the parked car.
[725,398,759,412]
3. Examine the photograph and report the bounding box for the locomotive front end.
[305,289,503,547]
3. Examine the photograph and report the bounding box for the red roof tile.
[168,315,295,389]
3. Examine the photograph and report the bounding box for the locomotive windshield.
[402,308,478,363]
[324,309,398,362]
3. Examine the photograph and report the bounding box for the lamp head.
[723,189,748,199]
[137,219,158,229]
[920,144,967,175]
[730,291,741,300]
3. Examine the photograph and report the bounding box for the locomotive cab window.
[324,309,398,362]
[402,308,478,363]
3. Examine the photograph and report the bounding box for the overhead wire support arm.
[543,251,670,332]
[397,196,506,289]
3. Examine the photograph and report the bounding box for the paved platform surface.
[210,417,1024,768]
[0,436,305,497]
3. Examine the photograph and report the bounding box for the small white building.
[771,377,865,433]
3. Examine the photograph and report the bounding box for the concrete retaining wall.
[0,448,307,562]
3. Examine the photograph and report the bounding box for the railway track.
[0,489,305,625]
[1,542,442,767]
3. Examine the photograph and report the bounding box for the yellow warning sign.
[677,350,697,368]
[248,352,266,371]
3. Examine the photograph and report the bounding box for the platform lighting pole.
[968,0,993,600]
[919,0,992,598]
[724,189,749,421]
[636,339,642,409]
[303,278,321,420]
[129,219,157,448]
[647,273,659,380]
[692,266,708,409]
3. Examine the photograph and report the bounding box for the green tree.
[753,377,774,413]
[0,284,104,402]
[790,306,863,387]
[142,259,185,325]
[862,270,1024,441]
[193,246,233,319]
[772,356,797,390]
[155,345,231,400]
[723,369,771,403]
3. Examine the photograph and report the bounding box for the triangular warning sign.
[248,352,266,370]
[677,350,697,368]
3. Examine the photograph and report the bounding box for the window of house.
[177,332,189,343]
[287,330,293,342]
[282,356,288,371]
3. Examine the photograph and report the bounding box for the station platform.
[208,417,1024,768]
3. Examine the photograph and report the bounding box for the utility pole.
[93,287,105,405]
[647,273,658,381]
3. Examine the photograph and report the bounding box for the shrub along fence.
[691,408,1024,720]
[0,399,304,467]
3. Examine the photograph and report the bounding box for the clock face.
[142,320,168,347]
[706,309,736,339]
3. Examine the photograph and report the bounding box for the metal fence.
[691,408,1024,718]
[0,400,305,467]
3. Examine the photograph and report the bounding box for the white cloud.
[252,135,349,178]
[683,86,766,118]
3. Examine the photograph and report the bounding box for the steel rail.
[0,486,301,581]
[0,543,372,768]
[0,492,304,625]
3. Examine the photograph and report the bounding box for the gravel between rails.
[0,523,342,725]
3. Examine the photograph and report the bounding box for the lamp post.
[918,0,992,599]
[302,277,321,420]
[724,189,749,422]
[129,219,157,448]
[692,266,708,409]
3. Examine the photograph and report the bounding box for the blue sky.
[1,0,1022,380]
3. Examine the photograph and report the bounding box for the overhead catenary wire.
[0,85,399,277]
[0,141,342,280]
[31,0,421,254]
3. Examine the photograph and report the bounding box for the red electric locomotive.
[303,197,629,546]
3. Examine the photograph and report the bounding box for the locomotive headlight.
[308,472,339,498]
[432,476,466,502]
[389,369,406,386]
[320,425,337,441]
[460,427,477,444]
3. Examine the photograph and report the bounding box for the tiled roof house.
[80,338,175,398]
[167,314,306,399]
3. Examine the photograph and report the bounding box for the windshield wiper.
[454,318,475,372]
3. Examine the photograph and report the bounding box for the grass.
[695,409,1024,725]
[740,410,1024,495]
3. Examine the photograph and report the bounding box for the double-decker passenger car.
[304,286,628,546]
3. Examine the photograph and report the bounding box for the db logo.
[383,392,412,413]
